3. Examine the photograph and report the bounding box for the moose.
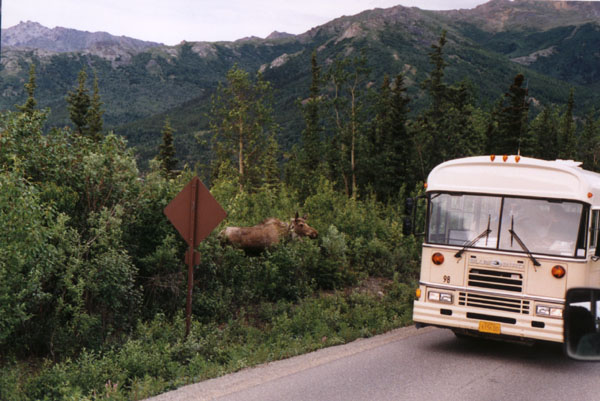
[219,212,318,253]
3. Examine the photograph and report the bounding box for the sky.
[1,0,495,45]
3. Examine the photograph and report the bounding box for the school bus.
[411,155,600,343]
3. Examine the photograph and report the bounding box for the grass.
[0,279,416,401]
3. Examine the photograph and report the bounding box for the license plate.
[478,321,501,334]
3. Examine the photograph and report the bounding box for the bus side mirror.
[564,287,600,360]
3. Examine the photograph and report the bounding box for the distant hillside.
[1,0,599,169]
[2,21,162,53]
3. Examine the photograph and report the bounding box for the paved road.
[147,325,600,401]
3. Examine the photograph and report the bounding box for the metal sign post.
[164,177,226,337]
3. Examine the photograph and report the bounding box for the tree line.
[206,31,600,205]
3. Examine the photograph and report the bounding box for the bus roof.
[426,155,600,206]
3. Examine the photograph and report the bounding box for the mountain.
[442,0,600,31]
[2,21,162,53]
[1,0,600,168]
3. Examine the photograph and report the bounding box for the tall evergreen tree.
[16,64,37,115]
[417,31,481,173]
[87,71,105,142]
[529,105,560,160]
[422,31,448,120]
[444,81,484,159]
[297,51,325,198]
[390,74,413,187]
[261,134,281,190]
[66,68,91,136]
[158,118,178,178]
[558,88,577,160]
[365,73,411,201]
[487,73,530,155]
[579,109,599,171]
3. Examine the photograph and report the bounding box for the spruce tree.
[422,31,448,120]
[16,64,37,115]
[418,31,481,172]
[579,109,599,171]
[366,73,411,201]
[261,134,281,190]
[66,68,91,136]
[390,74,412,187]
[158,118,178,178]
[559,89,577,160]
[487,73,530,155]
[529,105,560,160]
[87,71,105,142]
[297,51,325,198]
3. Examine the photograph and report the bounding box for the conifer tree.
[390,74,413,185]
[158,118,178,178]
[487,73,530,155]
[17,64,37,115]
[261,134,281,190]
[365,73,411,201]
[66,68,91,136]
[418,31,481,173]
[559,88,577,160]
[297,51,325,198]
[529,105,560,160]
[87,71,105,142]
[579,109,599,171]
[422,31,448,120]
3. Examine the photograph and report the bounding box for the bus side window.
[591,210,600,252]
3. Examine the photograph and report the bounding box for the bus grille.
[468,268,523,292]
[459,292,530,314]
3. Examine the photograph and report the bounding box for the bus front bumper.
[413,297,563,343]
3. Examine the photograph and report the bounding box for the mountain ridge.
[1,20,163,53]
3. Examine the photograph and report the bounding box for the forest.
[1,31,600,400]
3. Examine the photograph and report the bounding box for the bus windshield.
[428,193,586,258]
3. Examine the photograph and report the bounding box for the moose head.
[290,212,318,239]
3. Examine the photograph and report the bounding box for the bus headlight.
[536,305,563,318]
[428,291,453,304]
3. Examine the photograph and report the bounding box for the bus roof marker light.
[503,155,508,162]
[588,192,593,199]
[515,155,521,163]
[490,155,496,162]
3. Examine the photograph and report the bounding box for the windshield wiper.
[455,215,491,259]
[509,216,541,268]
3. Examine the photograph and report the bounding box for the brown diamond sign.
[164,176,227,248]
[164,176,226,336]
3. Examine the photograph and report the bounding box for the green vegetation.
[3,10,600,170]
[2,26,600,400]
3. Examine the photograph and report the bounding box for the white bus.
[411,155,600,343]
